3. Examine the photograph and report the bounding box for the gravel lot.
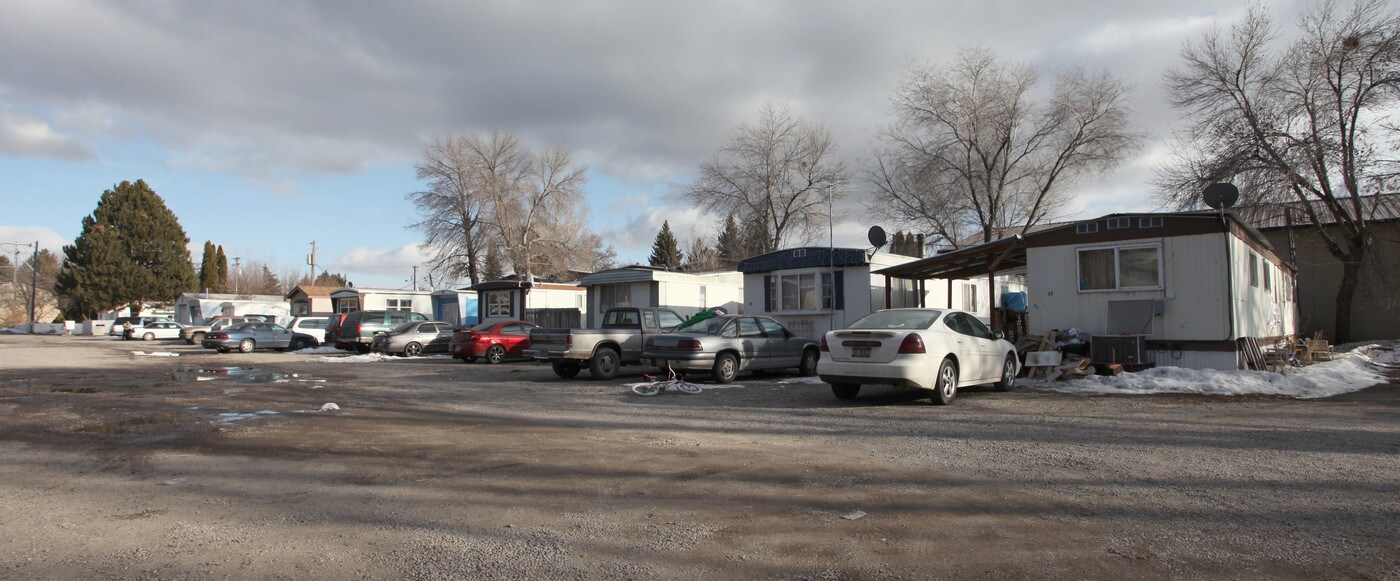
[0,334,1396,579]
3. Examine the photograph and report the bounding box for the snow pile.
[778,376,825,385]
[1036,340,1395,399]
[306,352,394,363]
[132,351,180,357]
[319,402,340,411]
[291,345,345,355]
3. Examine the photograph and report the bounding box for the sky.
[0,0,1313,289]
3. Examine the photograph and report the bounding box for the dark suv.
[335,310,429,352]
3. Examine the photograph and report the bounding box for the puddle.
[212,410,280,426]
[76,416,174,434]
[170,364,328,385]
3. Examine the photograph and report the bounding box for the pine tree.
[197,241,218,292]
[715,214,744,267]
[740,211,773,257]
[313,271,349,287]
[215,246,228,292]
[55,180,198,318]
[648,221,684,270]
[891,231,906,255]
[481,244,505,281]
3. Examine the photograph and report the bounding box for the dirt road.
[1,335,1396,579]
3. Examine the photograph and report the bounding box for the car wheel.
[486,344,506,364]
[461,356,478,363]
[712,353,738,384]
[588,348,620,380]
[993,354,1017,391]
[831,382,860,400]
[932,358,958,406]
[191,332,205,344]
[798,349,819,376]
[142,332,154,341]
[552,361,582,378]
[238,339,255,353]
[356,344,371,354]
[404,342,423,357]
[217,348,230,353]
[290,338,308,351]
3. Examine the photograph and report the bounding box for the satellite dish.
[1203,183,1240,210]
[867,226,888,248]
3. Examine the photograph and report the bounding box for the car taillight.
[352,323,361,334]
[565,335,572,347]
[209,333,226,339]
[677,339,702,351]
[819,336,829,352]
[898,333,926,354]
[468,332,480,342]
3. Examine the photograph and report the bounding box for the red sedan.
[449,319,538,364]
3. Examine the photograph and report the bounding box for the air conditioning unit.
[1091,335,1149,364]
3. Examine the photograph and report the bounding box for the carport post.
[883,275,891,309]
[918,278,925,308]
[946,278,953,309]
[988,267,997,332]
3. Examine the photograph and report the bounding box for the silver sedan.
[371,321,455,356]
[641,315,820,383]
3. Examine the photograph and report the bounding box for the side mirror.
[993,331,1005,340]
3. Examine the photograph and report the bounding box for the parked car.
[201,322,319,353]
[322,314,348,348]
[371,320,455,356]
[109,316,173,336]
[129,320,187,341]
[641,315,819,383]
[450,319,537,364]
[286,316,330,343]
[817,308,1019,405]
[335,310,430,353]
[526,307,685,380]
[181,315,264,344]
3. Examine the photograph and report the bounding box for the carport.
[871,235,1027,332]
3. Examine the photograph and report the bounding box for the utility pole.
[233,257,242,294]
[27,242,37,327]
[307,241,317,283]
[411,266,418,291]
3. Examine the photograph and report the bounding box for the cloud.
[0,226,71,257]
[327,243,429,283]
[0,108,90,160]
[1076,14,1223,54]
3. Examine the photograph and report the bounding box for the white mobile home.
[329,288,434,316]
[577,266,743,327]
[173,293,290,325]
[470,278,587,327]
[878,211,1297,371]
[737,247,926,338]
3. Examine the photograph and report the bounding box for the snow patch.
[290,345,346,355]
[132,351,180,357]
[212,410,279,425]
[1032,340,1396,399]
[306,353,394,363]
[778,376,826,384]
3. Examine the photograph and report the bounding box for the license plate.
[852,346,871,358]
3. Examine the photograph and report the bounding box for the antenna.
[1203,183,1239,210]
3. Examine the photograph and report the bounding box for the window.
[758,318,785,336]
[337,299,358,314]
[1077,245,1162,291]
[598,284,632,309]
[1249,252,1259,287]
[961,282,979,312]
[1107,217,1131,229]
[642,310,657,330]
[385,298,411,312]
[658,311,684,330]
[1076,222,1099,234]
[821,273,834,309]
[487,291,512,317]
[776,273,819,311]
[1139,216,1164,228]
[292,302,309,316]
[737,318,763,337]
[388,312,408,325]
[1263,262,1272,292]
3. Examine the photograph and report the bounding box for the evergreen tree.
[215,246,228,292]
[715,214,744,267]
[197,241,219,292]
[891,231,906,255]
[740,211,773,257]
[313,271,349,287]
[648,221,683,270]
[55,180,198,318]
[481,244,505,281]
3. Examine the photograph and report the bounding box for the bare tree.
[1157,0,1400,343]
[686,103,848,252]
[485,144,589,280]
[408,132,519,286]
[870,46,1143,247]
[683,236,724,272]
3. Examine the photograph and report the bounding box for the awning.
[873,235,1027,280]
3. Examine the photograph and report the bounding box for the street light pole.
[28,241,37,327]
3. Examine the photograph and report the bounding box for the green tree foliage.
[215,246,228,292]
[313,271,349,287]
[481,244,505,281]
[55,180,198,318]
[715,214,744,267]
[648,221,683,270]
[197,241,219,292]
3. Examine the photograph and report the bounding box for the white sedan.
[129,320,187,341]
[818,308,1020,405]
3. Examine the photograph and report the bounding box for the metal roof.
[737,247,870,273]
[874,235,1027,280]
[1233,194,1400,230]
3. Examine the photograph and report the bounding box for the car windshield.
[390,322,419,333]
[847,310,942,330]
[680,316,730,335]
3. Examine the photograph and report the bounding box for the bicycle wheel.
[631,382,663,397]
[674,380,703,395]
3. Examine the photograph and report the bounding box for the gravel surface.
[0,334,1396,579]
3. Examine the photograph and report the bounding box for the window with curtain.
[1078,249,1116,290]
[1078,246,1161,291]
[487,291,511,317]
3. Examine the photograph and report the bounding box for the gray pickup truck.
[526,307,686,380]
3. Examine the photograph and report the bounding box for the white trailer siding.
[1230,235,1296,339]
